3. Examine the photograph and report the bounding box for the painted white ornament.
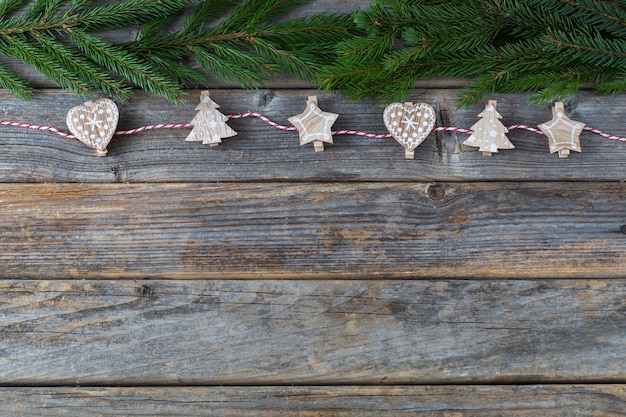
[66,98,119,156]
[288,96,338,152]
[383,102,436,159]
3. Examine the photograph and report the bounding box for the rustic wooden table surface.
[2,1,626,415]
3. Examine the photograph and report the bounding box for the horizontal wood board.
[1,182,625,278]
[2,0,623,413]
[1,385,626,416]
[1,90,626,182]
[1,279,625,385]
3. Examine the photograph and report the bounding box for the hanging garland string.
[2,91,626,158]
[3,110,625,142]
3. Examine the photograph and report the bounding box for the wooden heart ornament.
[66,98,119,156]
[383,102,436,159]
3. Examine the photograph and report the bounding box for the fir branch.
[0,0,27,17]
[24,0,68,20]
[128,1,356,90]
[528,75,582,104]
[191,44,269,87]
[0,61,31,99]
[1,33,93,96]
[546,30,626,62]
[0,0,355,101]
[142,55,206,87]
[0,0,195,100]
[67,29,186,102]
[320,0,626,105]
[183,0,237,33]
[10,0,626,105]
[215,0,306,34]
[32,30,131,99]
[595,76,626,95]
[74,0,193,31]
[554,0,626,30]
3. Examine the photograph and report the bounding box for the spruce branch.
[74,0,194,31]
[594,75,626,95]
[1,33,93,96]
[0,0,193,100]
[0,60,31,99]
[0,0,355,101]
[67,29,185,102]
[553,0,626,31]
[320,0,626,105]
[183,0,237,33]
[0,0,26,17]
[127,1,356,90]
[32,30,131,99]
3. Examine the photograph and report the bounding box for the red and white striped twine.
[115,123,192,136]
[1,112,625,143]
[507,124,545,135]
[0,120,76,139]
[583,126,626,142]
[228,111,297,132]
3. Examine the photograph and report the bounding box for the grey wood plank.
[1,89,626,182]
[1,385,625,416]
[1,279,626,385]
[1,182,625,279]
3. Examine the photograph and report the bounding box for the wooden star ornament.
[538,102,585,158]
[288,96,338,152]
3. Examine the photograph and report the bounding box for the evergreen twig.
[128,1,355,87]
[0,0,356,102]
[320,0,626,106]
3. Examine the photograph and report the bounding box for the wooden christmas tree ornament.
[186,90,237,146]
[66,98,119,156]
[538,101,584,158]
[288,96,338,152]
[463,100,514,156]
[383,102,436,159]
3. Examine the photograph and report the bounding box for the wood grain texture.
[1,279,626,385]
[1,182,626,278]
[3,0,622,412]
[2,90,626,182]
[1,385,625,416]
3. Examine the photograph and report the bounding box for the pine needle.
[320,0,626,105]
[0,0,355,102]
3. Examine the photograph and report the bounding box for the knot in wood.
[138,284,157,299]
[427,184,446,201]
[257,91,275,107]
[621,224,626,234]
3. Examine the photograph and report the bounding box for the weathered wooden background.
[2,1,626,415]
